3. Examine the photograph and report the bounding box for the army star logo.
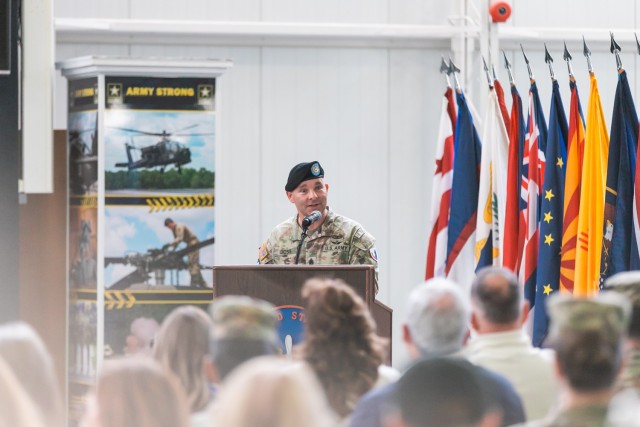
[197,84,214,106]
[107,83,123,105]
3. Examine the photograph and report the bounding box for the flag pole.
[440,56,452,88]
[563,42,574,80]
[482,56,494,89]
[502,50,515,86]
[544,43,556,81]
[449,57,462,92]
[521,44,535,82]
[583,36,593,75]
[610,32,623,71]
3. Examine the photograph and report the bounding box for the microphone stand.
[294,225,310,265]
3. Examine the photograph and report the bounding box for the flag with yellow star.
[600,70,640,284]
[533,79,568,347]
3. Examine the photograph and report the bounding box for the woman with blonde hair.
[80,358,189,427]
[301,278,388,420]
[0,356,45,427]
[0,322,63,427]
[152,305,213,426]
[212,355,336,427]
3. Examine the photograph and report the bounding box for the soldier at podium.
[258,161,379,294]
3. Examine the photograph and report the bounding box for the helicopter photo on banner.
[103,75,216,293]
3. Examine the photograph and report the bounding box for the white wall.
[53,0,640,367]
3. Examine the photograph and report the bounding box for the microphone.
[301,210,322,228]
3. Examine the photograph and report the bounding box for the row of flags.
[425,37,640,346]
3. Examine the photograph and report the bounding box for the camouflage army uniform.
[168,223,203,282]
[520,405,610,427]
[258,209,379,293]
[619,347,640,391]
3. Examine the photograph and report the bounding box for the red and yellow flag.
[560,78,585,292]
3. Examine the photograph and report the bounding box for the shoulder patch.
[370,248,378,262]
[258,242,270,263]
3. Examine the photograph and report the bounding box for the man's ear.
[286,191,294,203]
[470,311,481,332]
[402,324,411,346]
[204,357,219,384]
[520,300,530,326]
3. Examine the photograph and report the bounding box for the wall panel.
[388,49,442,366]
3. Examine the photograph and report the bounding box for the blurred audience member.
[350,279,525,427]
[515,293,631,426]
[211,356,336,427]
[80,358,189,427]
[301,278,389,421]
[389,357,498,427]
[604,271,640,391]
[209,295,280,382]
[0,356,45,427]
[123,317,159,357]
[465,267,558,420]
[0,321,63,427]
[153,306,213,427]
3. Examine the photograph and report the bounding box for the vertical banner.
[102,76,215,358]
[67,77,99,423]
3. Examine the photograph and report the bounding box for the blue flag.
[532,80,568,346]
[600,70,640,284]
[446,91,482,287]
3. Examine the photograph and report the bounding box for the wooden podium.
[212,265,392,362]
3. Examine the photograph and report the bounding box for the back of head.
[0,357,45,427]
[90,358,189,427]
[125,317,159,356]
[212,356,335,427]
[301,278,385,417]
[547,293,631,392]
[405,278,470,356]
[153,305,212,413]
[394,357,487,427]
[209,296,280,381]
[471,267,521,325]
[604,271,640,339]
[0,322,63,426]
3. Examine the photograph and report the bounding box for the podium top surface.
[56,55,233,79]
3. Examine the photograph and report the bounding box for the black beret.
[285,161,324,192]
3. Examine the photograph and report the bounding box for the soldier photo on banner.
[104,206,214,289]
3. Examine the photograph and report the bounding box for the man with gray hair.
[349,278,525,427]
[465,266,558,421]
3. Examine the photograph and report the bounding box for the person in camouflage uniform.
[258,161,379,293]
[208,296,280,382]
[514,293,632,427]
[604,271,640,392]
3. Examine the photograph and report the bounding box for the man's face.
[286,178,329,218]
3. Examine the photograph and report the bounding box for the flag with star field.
[532,80,568,346]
